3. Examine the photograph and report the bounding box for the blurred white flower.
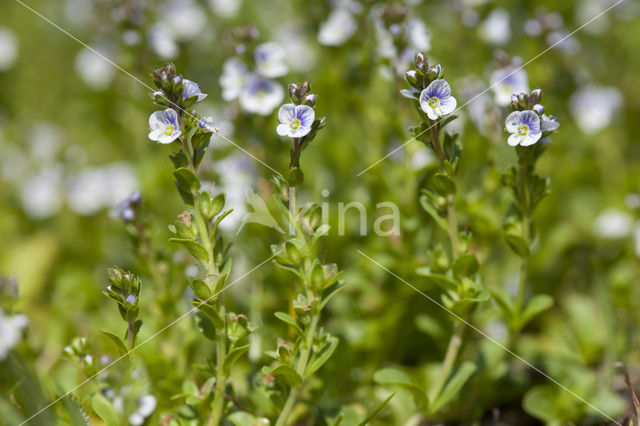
[219,57,248,101]
[634,223,640,258]
[275,26,316,72]
[0,309,28,360]
[254,42,288,78]
[64,0,94,26]
[490,65,528,106]
[75,46,116,91]
[208,0,242,18]
[149,24,179,59]
[0,28,18,72]
[405,18,431,52]
[318,9,357,46]
[239,74,284,116]
[569,85,623,134]
[594,209,632,238]
[215,155,255,231]
[67,163,138,216]
[20,166,64,220]
[479,9,511,45]
[28,123,62,164]
[129,394,156,425]
[162,0,207,41]
[546,30,580,54]
[460,76,496,136]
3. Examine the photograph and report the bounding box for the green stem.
[127,321,135,350]
[515,164,530,316]
[427,119,465,405]
[275,314,320,426]
[180,138,228,426]
[428,322,463,403]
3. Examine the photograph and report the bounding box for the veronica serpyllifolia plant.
[494,88,560,340]
[147,63,254,425]
[376,53,487,416]
[248,82,346,425]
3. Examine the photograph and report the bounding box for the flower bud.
[427,64,442,81]
[405,70,419,87]
[533,104,544,115]
[530,88,542,103]
[288,83,299,99]
[303,93,317,107]
[299,81,311,96]
[415,52,427,69]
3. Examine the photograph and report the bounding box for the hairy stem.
[180,138,228,426]
[428,322,463,403]
[515,164,530,317]
[275,314,320,426]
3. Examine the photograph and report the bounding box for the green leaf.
[228,411,270,426]
[415,269,458,291]
[288,167,304,187]
[306,335,339,376]
[451,253,479,278]
[0,398,25,424]
[489,287,515,320]
[169,238,209,262]
[100,330,128,357]
[190,279,212,300]
[432,173,456,196]
[239,188,284,233]
[429,361,476,414]
[268,364,303,388]
[356,393,395,426]
[192,301,224,330]
[223,343,251,375]
[92,393,120,426]
[173,167,200,193]
[274,312,304,336]
[522,385,565,426]
[59,394,90,426]
[419,194,448,231]
[319,281,346,311]
[519,294,554,329]
[373,367,426,405]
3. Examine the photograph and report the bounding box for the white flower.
[479,8,511,45]
[569,85,623,134]
[75,46,116,91]
[254,42,288,78]
[318,9,357,46]
[0,28,18,72]
[0,309,29,360]
[276,103,315,138]
[149,24,179,59]
[419,79,457,120]
[67,163,138,216]
[490,66,529,106]
[20,166,64,220]
[594,209,632,239]
[505,110,541,146]
[405,18,431,52]
[208,0,242,18]
[148,109,181,144]
[219,57,248,101]
[181,79,207,103]
[162,0,207,41]
[275,26,316,72]
[239,75,284,116]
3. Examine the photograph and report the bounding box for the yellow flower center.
[517,124,529,136]
[428,97,440,108]
[289,118,301,130]
[164,124,175,136]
